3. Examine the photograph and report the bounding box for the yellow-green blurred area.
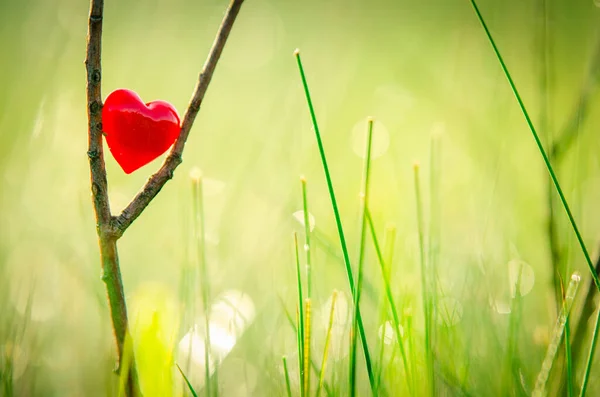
[2,0,600,395]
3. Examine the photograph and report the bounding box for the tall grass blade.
[176,363,199,397]
[468,0,599,289]
[349,117,374,396]
[414,163,434,395]
[533,272,581,396]
[366,209,413,394]
[375,224,397,391]
[192,172,214,397]
[317,290,338,397]
[301,177,313,299]
[304,298,312,396]
[428,131,441,397]
[565,315,573,397]
[293,232,305,397]
[469,2,600,391]
[580,306,600,397]
[294,49,375,392]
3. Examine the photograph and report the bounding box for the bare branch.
[86,1,140,395]
[112,0,245,237]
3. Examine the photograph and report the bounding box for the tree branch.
[85,1,140,396]
[112,0,245,238]
[86,1,245,395]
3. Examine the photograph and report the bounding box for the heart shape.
[101,89,181,174]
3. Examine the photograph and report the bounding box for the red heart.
[101,89,181,174]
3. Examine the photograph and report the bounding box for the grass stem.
[294,49,375,392]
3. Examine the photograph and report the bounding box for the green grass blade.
[282,356,293,397]
[176,363,199,397]
[414,163,434,395]
[580,307,600,397]
[349,117,374,396]
[468,0,599,290]
[566,316,573,397]
[428,131,441,397]
[294,49,375,392]
[317,290,338,397]
[366,209,413,394]
[304,299,312,396]
[375,224,397,391]
[293,232,305,397]
[533,272,581,396]
[301,177,313,300]
[192,172,213,397]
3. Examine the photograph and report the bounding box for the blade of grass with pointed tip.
[349,117,374,396]
[294,49,375,392]
[367,209,413,394]
[177,363,199,397]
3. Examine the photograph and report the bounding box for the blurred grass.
[2,0,600,395]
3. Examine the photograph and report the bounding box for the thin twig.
[85,0,245,395]
[112,0,245,237]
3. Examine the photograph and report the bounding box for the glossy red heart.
[101,89,180,174]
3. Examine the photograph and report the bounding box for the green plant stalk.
[282,356,293,397]
[428,131,441,397]
[504,262,524,395]
[349,118,374,396]
[301,177,312,299]
[414,164,434,395]
[293,232,305,397]
[300,178,312,397]
[317,290,338,397]
[580,305,600,397]
[375,225,397,391]
[533,272,581,396]
[176,363,199,397]
[192,175,213,397]
[367,210,413,394]
[470,1,600,391]
[280,298,334,397]
[304,299,312,396]
[468,0,599,290]
[294,49,375,392]
[565,316,573,397]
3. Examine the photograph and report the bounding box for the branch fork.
[85,0,245,395]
